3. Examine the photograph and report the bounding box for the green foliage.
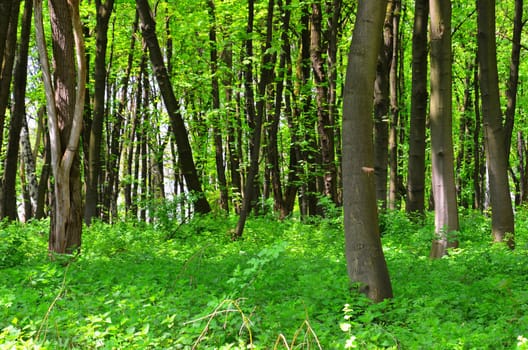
[1,210,528,348]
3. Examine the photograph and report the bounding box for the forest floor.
[1,207,528,349]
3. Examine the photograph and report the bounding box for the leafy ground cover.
[1,209,528,349]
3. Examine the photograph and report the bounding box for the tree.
[136,0,211,215]
[1,0,32,221]
[406,0,428,216]
[85,0,115,225]
[477,0,515,249]
[35,0,86,254]
[429,0,459,258]
[342,0,392,302]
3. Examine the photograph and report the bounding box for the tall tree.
[136,0,211,215]
[406,0,428,216]
[35,0,86,254]
[342,0,392,302]
[373,1,392,209]
[1,0,32,220]
[429,0,459,258]
[477,0,515,249]
[85,0,115,225]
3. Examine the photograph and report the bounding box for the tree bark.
[136,0,211,214]
[429,0,459,258]
[35,0,86,254]
[1,0,32,221]
[477,0,515,249]
[503,0,523,159]
[406,0,428,216]
[85,0,115,225]
[342,0,392,302]
[373,1,392,210]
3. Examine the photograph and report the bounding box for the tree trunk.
[503,0,523,159]
[373,1,392,210]
[136,0,211,215]
[85,0,115,225]
[388,0,401,210]
[0,0,20,157]
[406,0,428,216]
[342,0,392,302]
[234,0,274,239]
[429,0,459,258]
[207,0,229,213]
[477,0,515,249]
[1,0,32,221]
[35,0,86,254]
[311,0,336,203]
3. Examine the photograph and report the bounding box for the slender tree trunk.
[343,0,392,302]
[1,0,32,221]
[234,0,274,239]
[20,114,39,219]
[207,0,229,213]
[406,0,428,216]
[388,0,400,210]
[136,0,211,215]
[477,0,515,249]
[504,0,523,159]
[373,1,392,210]
[85,0,115,225]
[429,0,459,258]
[0,0,20,156]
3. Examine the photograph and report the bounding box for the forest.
[1,0,528,348]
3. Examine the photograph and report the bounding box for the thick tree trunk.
[35,0,86,254]
[342,0,392,302]
[429,0,459,258]
[1,0,32,221]
[136,0,211,215]
[406,0,428,216]
[85,0,114,225]
[477,0,515,249]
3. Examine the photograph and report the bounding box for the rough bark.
[136,0,211,214]
[406,0,428,216]
[342,0,392,302]
[35,0,86,254]
[477,0,515,249]
[429,0,459,258]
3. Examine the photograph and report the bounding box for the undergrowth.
[0,209,527,349]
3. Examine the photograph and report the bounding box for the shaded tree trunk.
[342,0,392,302]
[477,0,515,249]
[136,0,211,215]
[373,1,392,210]
[85,0,115,225]
[429,0,459,258]
[1,0,32,221]
[406,0,428,216]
